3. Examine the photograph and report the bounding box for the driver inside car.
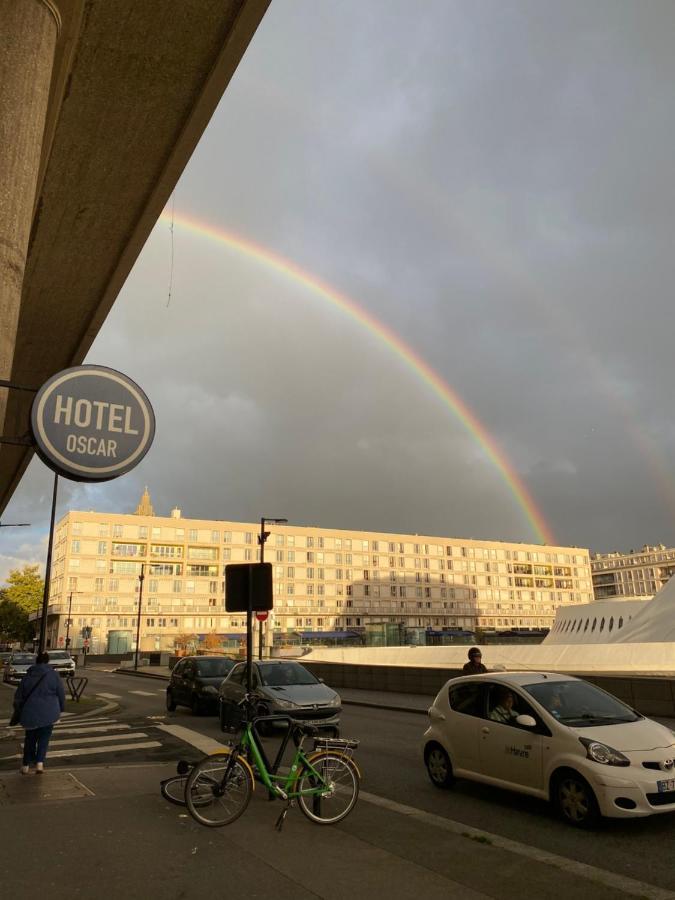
[489,687,520,724]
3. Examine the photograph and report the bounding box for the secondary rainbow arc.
[158,209,556,545]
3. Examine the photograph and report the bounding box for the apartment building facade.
[44,492,594,653]
[591,544,675,600]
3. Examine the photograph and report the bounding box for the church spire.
[134,486,155,517]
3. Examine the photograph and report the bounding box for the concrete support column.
[0,0,60,423]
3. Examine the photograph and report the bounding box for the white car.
[423,672,675,826]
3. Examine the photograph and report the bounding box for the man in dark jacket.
[14,651,65,774]
[462,647,487,675]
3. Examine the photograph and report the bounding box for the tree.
[2,565,44,614]
[174,633,198,656]
[202,632,222,651]
[0,598,33,643]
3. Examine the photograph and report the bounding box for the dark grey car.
[166,656,236,715]
[218,660,341,731]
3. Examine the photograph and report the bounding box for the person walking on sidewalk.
[13,651,65,774]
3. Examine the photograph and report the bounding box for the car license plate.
[657,778,675,793]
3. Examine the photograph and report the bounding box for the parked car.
[3,652,36,684]
[218,660,341,732]
[166,656,236,715]
[46,649,76,678]
[423,672,675,827]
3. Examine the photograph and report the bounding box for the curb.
[79,699,121,718]
[112,669,428,715]
[113,668,169,681]
[109,668,431,716]
[342,698,428,715]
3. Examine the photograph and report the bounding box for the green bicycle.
[185,697,360,828]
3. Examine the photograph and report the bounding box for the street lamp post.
[134,563,146,670]
[65,590,82,652]
[258,517,287,659]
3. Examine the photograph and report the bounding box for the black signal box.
[225,563,273,612]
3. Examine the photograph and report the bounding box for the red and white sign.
[255,611,268,622]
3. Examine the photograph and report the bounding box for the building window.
[71,540,80,554]
[68,577,78,590]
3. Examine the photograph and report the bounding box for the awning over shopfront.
[296,631,362,640]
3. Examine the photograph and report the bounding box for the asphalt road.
[7,666,675,893]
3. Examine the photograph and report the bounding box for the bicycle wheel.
[185,753,253,827]
[160,774,189,806]
[296,753,359,825]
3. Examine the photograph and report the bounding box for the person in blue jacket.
[14,651,65,774]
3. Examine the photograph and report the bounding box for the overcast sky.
[3,0,675,581]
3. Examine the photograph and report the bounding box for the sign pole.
[246,567,253,694]
[134,563,145,670]
[37,471,58,654]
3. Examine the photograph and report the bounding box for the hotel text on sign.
[31,366,155,482]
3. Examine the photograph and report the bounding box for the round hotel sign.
[31,366,155,482]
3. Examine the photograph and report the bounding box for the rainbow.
[158,209,556,545]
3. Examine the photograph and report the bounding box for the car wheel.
[553,771,600,828]
[191,694,202,716]
[166,689,176,712]
[425,743,455,789]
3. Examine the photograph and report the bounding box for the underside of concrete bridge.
[0,0,270,513]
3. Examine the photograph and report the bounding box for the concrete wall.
[301,642,675,674]
[301,660,675,718]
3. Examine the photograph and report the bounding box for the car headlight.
[326,694,341,707]
[9,668,17,675]
[579,738,630,767]
[273,697,299,709]
[200,685,218,694]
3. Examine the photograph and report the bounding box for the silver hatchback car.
[218,660,341,732]
[3,652,36,684]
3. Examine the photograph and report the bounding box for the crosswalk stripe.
[0,741,162,761]
[96,693,122,699]
[50,732,149,747]
[53,718,117,728]
[128,690,156,696]
[50,724,131,736]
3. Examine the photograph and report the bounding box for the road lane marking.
[96,693,122,699]
[53,718,118,728]
[128,690,156,696]
[0,741,162,761]
[359,791,675,900]
[49,724,131,736]
[155,723,227,756]
[50,732,149,747]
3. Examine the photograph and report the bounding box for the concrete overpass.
[0,0,270,513]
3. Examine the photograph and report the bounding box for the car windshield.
[195,658,233,677]
[259,663,318,686]
[12,654,35,664]
[524,680,641,727]
[48,652,70,660]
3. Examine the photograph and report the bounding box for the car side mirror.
[516,714,537,728]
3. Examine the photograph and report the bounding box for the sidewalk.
[0,762,661,900]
